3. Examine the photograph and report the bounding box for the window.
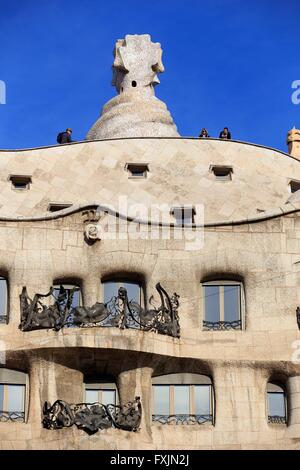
[152,374,214,425]
[48,203,72,212]
[289,180,300,193]
[0,277,8,324]
[125,163,149,179]
[210,165,233,181]
[102,280,142,305]
[267,382,287,424]
[202,280,243,330]
[0,369,26,422]
[53,283,82,327]
[85,377,118,406]
[171,206,195,226]
[9,175,32,190]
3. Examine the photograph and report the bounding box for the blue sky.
[0,0,299,151]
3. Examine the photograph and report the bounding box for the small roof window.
[9,175,32,190]
[125,163,149,179]
[289,179,300,193]
[48,203,72,212]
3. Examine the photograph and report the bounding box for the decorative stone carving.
[19,283,180,337]
[42,397,142,434]
[86,34,179,139]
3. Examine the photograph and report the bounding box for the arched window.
[152,373,214,425]
[102,280,143,306]
[202,280,244,330]
[267,382,287,424]
[0,369,27,422]
[84,376,118,406]
[0,277,8,324]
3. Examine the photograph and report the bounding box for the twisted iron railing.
[0,411,25,422]
[19,283,180,337]
[43,397,141,434]
[203,320,241,331]
[152,414,213,425]
[0,315,8,324]
[268,415,286,425]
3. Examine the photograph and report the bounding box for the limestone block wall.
[0,138,299,222]
[0,207,299,448]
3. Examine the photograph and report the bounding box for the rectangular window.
[152,383,213,424]
[211,166,233,181]
[268,392,286,418]
[125,163,149,179]
[0,384,3,410]
[203,282,242,330]
[171,207,195,226]
[9,175,32,190]
[48,203,72,212]
[0,277,8,324]
[85,386,117,406]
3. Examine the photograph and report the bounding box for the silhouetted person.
[219,127,231,139]
[57,128,73,144]
[199,128,210,138]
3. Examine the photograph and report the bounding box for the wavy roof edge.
[0,137,296,162]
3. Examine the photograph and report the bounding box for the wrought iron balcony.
[203,320,241,331]
[0,315,8,324]
[268,415,286,425]
[297,307,300,330]
[152,414,213,425]
[0,411,25,422]
[19,283,180,337]
[43,397,142,434]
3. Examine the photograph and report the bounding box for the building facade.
[0,35,300,450]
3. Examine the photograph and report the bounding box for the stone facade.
[0,136,300,449]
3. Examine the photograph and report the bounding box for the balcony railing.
[152,414,213,425]
[268,415,286,425]
[203,320,242,331]
[19,283,180,337]
[0,411,25,422]
[0,315,8,324]
[43,397,142,434]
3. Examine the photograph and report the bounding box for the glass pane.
[85,389,98,403]
[194,385,211,415]
[0,384,3,410]
[0,278,7,317]
[7,385,24,412]
[102,390,116,406]
[124,282,140,304]
[103,282,117,303]
[153,385,169,415]
[53,285,81,309]
[204,286,220,322]
[224,285,240,322]
[268,392,285,417]
[174,385,189,415]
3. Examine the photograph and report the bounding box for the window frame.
[0,277,8,325]
[152,373,214,425]
[9,175,32,191]
[170,206,196,226]
[202,280,244,330]
[210,165,233,181]
[101,279,144,307]
[84,378,118,406]
[0,369,27,423]
[125,163,149,179]
[267,382,287,425]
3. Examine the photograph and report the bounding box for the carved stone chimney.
[287,128,300,159]
[86,34,179,140]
